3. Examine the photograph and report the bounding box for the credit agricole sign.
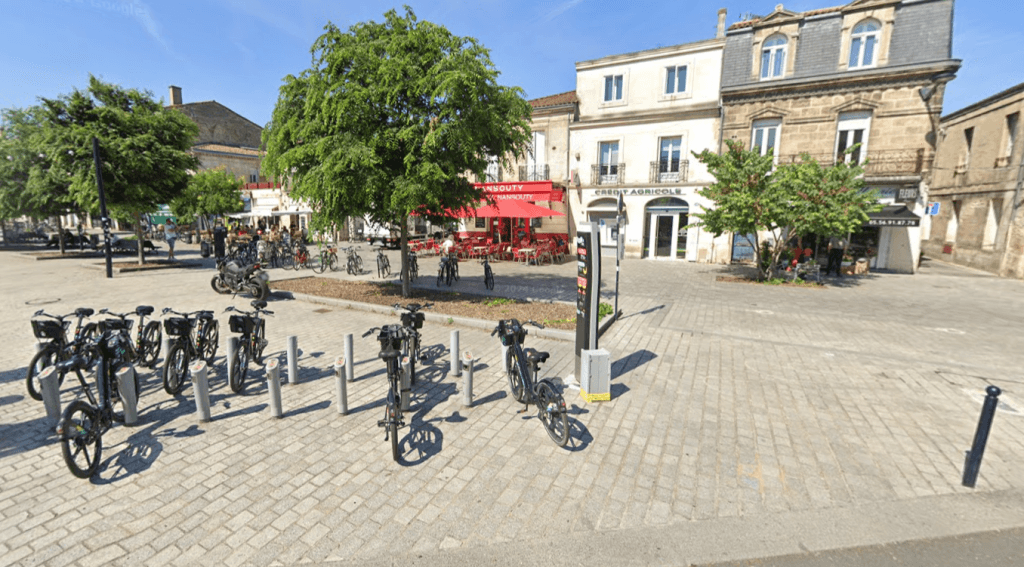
[592,187,686,196]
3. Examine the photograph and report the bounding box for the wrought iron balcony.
[476,169,503,183]
[778,149,929,176]
[518,164,550,182]
[591,163,626,186]
[649,159,689,183]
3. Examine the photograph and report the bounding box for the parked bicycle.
[362,323,409,462]
[97,305,163,369]
[436,253,459,287]
[161,308,220,395]
[402,250,418,282]
[492,319,569,446]
[310,243,337,274]
[482,256,495,291]
[394,303,431,385]
[26,308,98,401]
[291,241,312,270]
[341,246,363,275]
[376,247,391,279]
[224,300,273,394]
[56,328,138,478]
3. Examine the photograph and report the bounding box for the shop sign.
[593,187,685,197]
[896,187,919,203]
[474,181,561,202]
[927,202,940,215]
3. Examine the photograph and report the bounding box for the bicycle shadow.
[398,363,458,466]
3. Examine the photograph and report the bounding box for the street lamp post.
[92,137,113,278]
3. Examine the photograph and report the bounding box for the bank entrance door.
[644,198,688,260]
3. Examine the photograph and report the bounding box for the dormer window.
[848,20,880,69]
[760,35,787,80]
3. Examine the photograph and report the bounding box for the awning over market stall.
[865,205,921,227]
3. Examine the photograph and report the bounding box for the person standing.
[165,219,178,260]
[826,234,847,277]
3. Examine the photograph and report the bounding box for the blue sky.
[1,0,1018,129]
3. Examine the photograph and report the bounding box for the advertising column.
[574,222,601,379]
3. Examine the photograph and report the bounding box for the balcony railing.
[591,163,626,186]
[649,160,689,183]
[518,164,550,182]
[778,149,928,176]
[476,169,503,183]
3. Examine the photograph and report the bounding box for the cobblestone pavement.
[1,241,1022,566]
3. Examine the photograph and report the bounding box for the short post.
[962,385,1002,488]
[226,336,238,387]
[266,358,283,418]
[160,335,172,366]
[287,335,299,385]
[501,344,509,374]
[451,330,461,377]
[400,356,411,411]
[190,360,212,423]
[461,350,475,408]
[34,343,45,372]
[115,365,139,426]
[333,356,348,415]
[344,333,355,383]
[38,366,62,424]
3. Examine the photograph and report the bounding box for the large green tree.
[262,7,533,296]
[33,76,199,263]
[692,140,880,280]
[171,168,244,224]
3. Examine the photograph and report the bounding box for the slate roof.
[729,5,844,30]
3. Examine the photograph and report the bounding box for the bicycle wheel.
[445,264,453,286]
[387,393,400,462]
[383,255,391,277]
[485,265,494,290]
[377,255,386,278]
[453,261,459,281]
[252,320,267,365]
[346,257,355,275]
[329,253,339,272]
[26,344,59,401]
[230,343,249,393]
[279,249,293,269]
[58,400,102,478]
[163,343,188,395]
[201,321,219,364]
[436,267,444,287]
[312,252,327,274]
[409,258,417,280]
[355,256,363,274]
[291,252,301,270]
[505,348,527,403]
[140,321,162,368]
[536,380,569,447]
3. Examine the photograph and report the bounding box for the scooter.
[211,259,271,301]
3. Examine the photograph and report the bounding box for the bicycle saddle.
[76,307,95,318]
[523,348,550,365]
[378,348,401,360]
[251,300,267,310]
[135,305,154,317]
[196,311,214,319]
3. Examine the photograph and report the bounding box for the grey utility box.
[579,348,611,402]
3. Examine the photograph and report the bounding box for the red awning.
[472,200,564,219]
[473,181,563,202]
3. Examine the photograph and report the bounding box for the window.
[659,137,682,181]
[760,35,787,80]
[526,131,546,180]
[982,199,1003,251]
[751,119,781,157]
[963,127,975,170]
[603,75,623,102]
[836,111,872,165]
[665,65,688,94]
[600,141,619,179]
[474,217,486,229]
[485,155,501,182]
[1004,113,1019,161]
[945,199,960,243]
[249,174,257,183]
[848,20,880,69]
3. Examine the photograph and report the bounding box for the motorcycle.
[211,259,271,301]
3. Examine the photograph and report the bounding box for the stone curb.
[81,261,202,273]
[284,291,575,342]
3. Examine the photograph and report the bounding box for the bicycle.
[291,241,312,270]
[277,240,294,269]
[56,328,138,478]
[436,253,459,287]
[161,308,220,396]
[97,305,163,369]
[482,256,495,291]
[402,250,418,282]
[492,319,569,447]
[341,246,363,275]
[394,303,431,385]
[362,324,409,462]
[26,308,98,401]
[312,244,337,274]
[376,247,391,278]
[224,300,273,394]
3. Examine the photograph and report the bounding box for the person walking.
[826,234,847,277]
[165,219,178,260]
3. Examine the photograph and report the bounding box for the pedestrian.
[440,232,455,256]
[165,219,178,260]
[213,219,228,260]
[826,234,846,277]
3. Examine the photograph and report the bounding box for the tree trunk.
[135,211,145,265]
[0,219,9,247]
[57,215,66,255]
[400,215,410,298]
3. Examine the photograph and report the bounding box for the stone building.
[566,10,731,261]
[720,0,960,273]
[924,82,1024,279]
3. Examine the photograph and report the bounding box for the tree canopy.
[171,168,244,224]
[262,7,533,295]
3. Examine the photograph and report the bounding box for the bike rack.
[39,366,62,425]
[461,350,476,408]
[266,358,283,418]
[450,330,461,377]
[286,336,299,384]
[115,366,139,426]
[332,355,348,416]
[190,360,212,423]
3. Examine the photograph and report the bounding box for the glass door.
[649,214,676,259]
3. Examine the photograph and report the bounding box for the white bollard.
[227,337,239,387]
[115,366,139,426]
[286,336,299,384]
[501,344,509,374]
[344,334,354,383]
[333,356,348,415]
[266,358,283,418]
[190,360,212,423]
[38,366,62,424]
[462,350,475,408]
[400,356,411,411]
[160,335,172,366]
[451,330,461,377]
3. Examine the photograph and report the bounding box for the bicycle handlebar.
[362,326,381,338]
[393,303,433,313]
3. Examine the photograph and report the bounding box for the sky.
[1,0,1019,129]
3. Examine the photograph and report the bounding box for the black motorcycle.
[211,259,271,301]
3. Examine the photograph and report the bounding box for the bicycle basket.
[228,314,253,334]
[400,312,425,330]
[164,317,191,337]
[31,319,64,340]
[377,327,403,351]
[98,318,131,333]
[499,325,526,347]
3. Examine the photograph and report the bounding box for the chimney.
[169,85,182,106]
[717,8,727,38]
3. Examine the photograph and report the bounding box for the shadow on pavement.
[611,350,658,377]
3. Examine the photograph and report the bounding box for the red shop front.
[459,181,569,244]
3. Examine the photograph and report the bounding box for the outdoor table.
[516,248,535,264]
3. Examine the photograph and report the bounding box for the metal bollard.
[461,350,475,407]
[501,344,509,374]
[344,333,355,383]
[38,366,62,424]
[286,335,299,385]
[190,360,212,423]
[962,385,1002,488]
[115,365,139,426]
[400,356,411,411]
[226,336,238,387]
[333,356,348,415]
[266,358,283,418]
[160,335,172,366]
[451,330,461,377]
